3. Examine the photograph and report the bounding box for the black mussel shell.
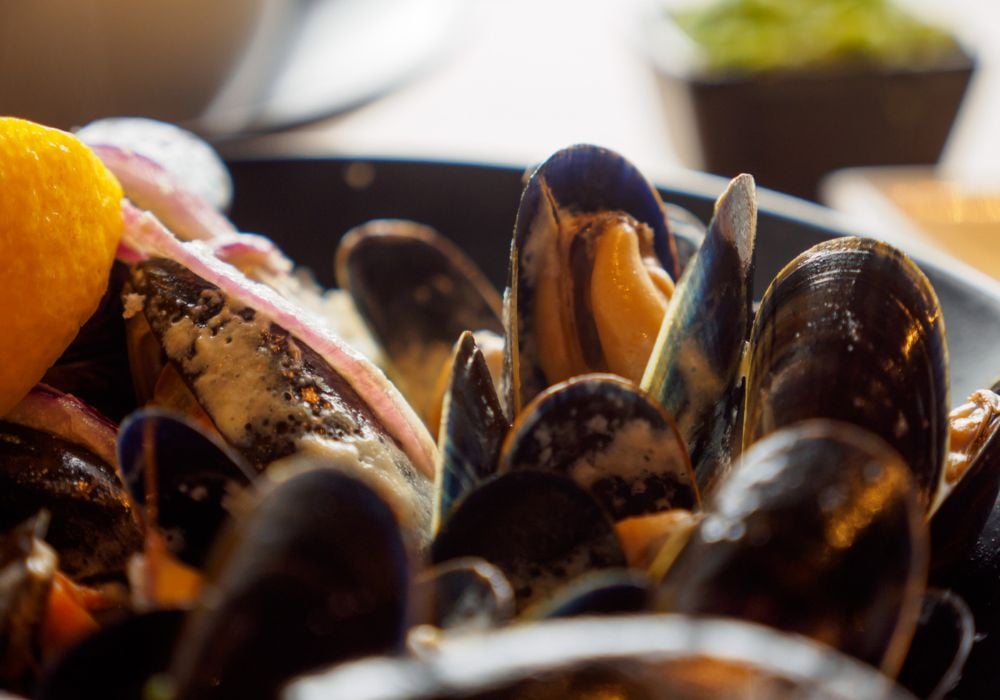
[514,145,679,281]
[431,471,625,612]
[166,469,410,699]
[744,237,949,510]
[658,420,927,676]
[506,144,678,412]
[336,219,502,422]
[414,557,514,632]
[642,175,756,494]
[36,609,184,700]
[117,409,255,569]
[523,569,653,620]
[128,257,414,471]
[128,257,434,540]
[0,422,141,581]
[940,490,1000,698]
[499,374,697,520]
[897,589,974,700]
[435,332,509,529]
[952,450,1000,599]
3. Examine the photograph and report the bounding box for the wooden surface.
[824,167,1000,281]
[882,177,1000,280]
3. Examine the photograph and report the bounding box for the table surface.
[216,0,704,173]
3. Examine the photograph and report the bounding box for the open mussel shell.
[434,332,509,529]
[515,145,679,279]
[289,615,918,700]
[335,219,503,422]
[166,468,411,699]
[744,237,949,509]
[36,609,184,700]
[897,589,974,700]
[0,421,141,582]
[413,557,515,632]
[431,471,625,612]
[128,256,434,541]
[658,420,928,676]
[506,144,678,411]
[117,409,255,568]
[642,174,756,494]
[129,257,395,470]
[499,373,697,520]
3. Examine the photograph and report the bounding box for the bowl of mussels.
[1,115,1000,700]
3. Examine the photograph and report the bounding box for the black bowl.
[226,157,1000,401]
[653,56,974,200]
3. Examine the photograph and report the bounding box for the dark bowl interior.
[226,157,1000,402]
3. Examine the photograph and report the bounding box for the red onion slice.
[122,204,438,479]
[209,232,295,278]
[77,117,232,211]
[93,144,238,242]
[5,384,119,471]
[116,233,145,265]
[97,142,295,279]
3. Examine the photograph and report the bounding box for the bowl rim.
[225,152,1000,307]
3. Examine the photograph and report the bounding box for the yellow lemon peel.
[0,117,123,415]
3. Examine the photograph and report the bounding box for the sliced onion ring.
[93,144,237,242]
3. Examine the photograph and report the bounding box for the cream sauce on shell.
[138,263,432,542]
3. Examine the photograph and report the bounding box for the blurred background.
[1,0,997,278]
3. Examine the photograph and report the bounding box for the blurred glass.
[0,0,278,130]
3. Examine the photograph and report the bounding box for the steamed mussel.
[506,144,681,408]
[0,117,997,700]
